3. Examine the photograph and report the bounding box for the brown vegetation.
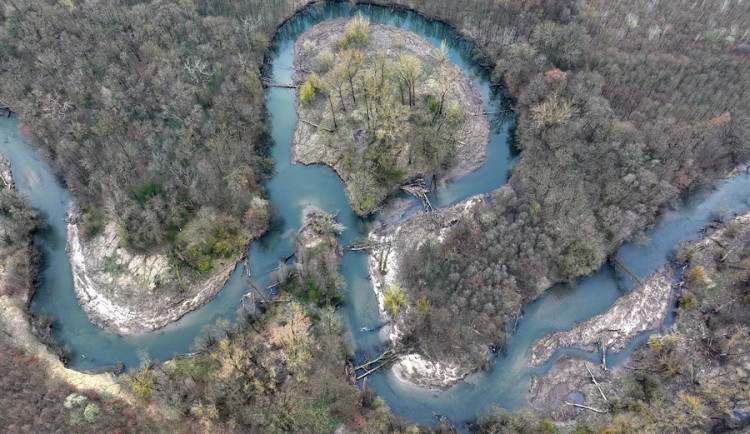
[519,212,750,433]
[373,0,750,379]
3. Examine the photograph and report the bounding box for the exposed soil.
[528,209,750,424]
[67,214,238,335]
[0,153,128,401]
[291,19,490,214]
[525,270,675,420]
[527,355,617,421]
[529,269,675,366]
[368,194,489,388]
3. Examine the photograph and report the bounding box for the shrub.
[383,285,407,316]
[648,335,663,351]
[300,81,316,105]
[212,240,233,258]
[725,221,740,238]
[317,50,334,72]
[81,203,104,238]
[337,15,370,50]
[83,403,101,422]
[678,292,697,309]
[686,266,707,286]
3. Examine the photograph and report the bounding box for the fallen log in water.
[401,178,433,211]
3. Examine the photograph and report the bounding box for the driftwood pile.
[401,178,432,211]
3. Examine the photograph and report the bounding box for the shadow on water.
[1,1,749,427]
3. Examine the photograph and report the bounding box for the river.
[0,2,749,427]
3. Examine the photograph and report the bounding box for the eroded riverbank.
[0,152,127,400]
[66,215,238,335]
[527,207,750,429]
[367,195,489,388]
[5,3,750,428]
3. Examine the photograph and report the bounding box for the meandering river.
[1,2,749,426]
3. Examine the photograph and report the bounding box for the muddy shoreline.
[526,269,676,420]
[0,153,127,399]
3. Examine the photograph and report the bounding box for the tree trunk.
[328,94,337,130]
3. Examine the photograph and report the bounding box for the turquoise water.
[1,2,748,426]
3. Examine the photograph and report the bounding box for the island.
[291,17,489,215]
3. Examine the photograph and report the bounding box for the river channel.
[1,2,749,426]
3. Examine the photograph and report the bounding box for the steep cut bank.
[66,215,238,334]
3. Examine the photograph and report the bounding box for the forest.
[2,0,750,432]
[388,0,750,378]
[0,0,291,279]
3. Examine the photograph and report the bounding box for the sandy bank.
[526,269,675,420]
[529,269,674,366]
[0,153,127,400]
[367,195,488,388]
[67,214,237,335]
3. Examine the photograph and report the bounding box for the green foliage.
[383,285,407,316]
[336,14,370,50]
[300,80,316,104]
[135,182,165,203]
[176,209,248,273]
[559,239,600,281]
[704,30,720,45]
[81,202,104,238]
[317,50,334,72]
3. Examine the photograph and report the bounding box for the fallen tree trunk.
[300,119,334,133]
[565,402,608,414]
[612,256,643,286]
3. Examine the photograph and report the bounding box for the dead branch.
[401,178,433,211]
[355,349,395,371]
[707,236,726,248]
[585,363,608,403]
[612,256,643,286]
[300,118,334,132]
[565,402,608,414]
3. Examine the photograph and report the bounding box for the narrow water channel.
[1,2,749,426]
